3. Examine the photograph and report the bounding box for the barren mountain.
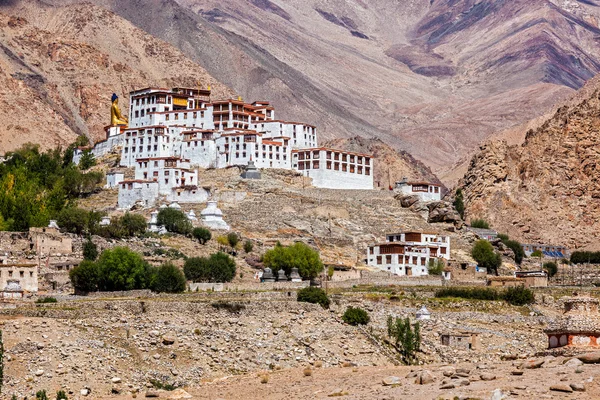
[459,75,600,250]
[0,1,232,151]
[37,0,600,180]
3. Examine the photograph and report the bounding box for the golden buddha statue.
[111,93,128,126]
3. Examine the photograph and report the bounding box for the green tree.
[471,240,502,275]
[183,257,210,282]
[82,238,98,261]
[504,240,525,265]
[543,261,558,277]
[497,233,509,241]
[502,286,535,306]
[263,242,324,280]
[342,307,370,326]
[387,316,421,364]
[95,247,152,291]
[297,287,330,309]
[192,227,212,245]
[470,218,490,229]
[243,240,253,253]
[157,208,192,235]
[227,232,239,249]
[151,263,186,293]
[78,150,96,170]
[453,188,465,219]
[531,250,543,258]
[183,253,236,283]
[427,258,444,275]
[69,260,100,293]
[120,212,147,237]
[57,207,89,235]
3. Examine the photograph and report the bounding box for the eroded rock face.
[459,85,600,249]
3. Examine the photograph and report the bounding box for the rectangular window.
[386,255,392,264]
[376,256,382,265]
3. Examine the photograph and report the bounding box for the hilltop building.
[522,243,569,258]
[366,231,450,277]
[395,178,442,202]
[76,87,375,209]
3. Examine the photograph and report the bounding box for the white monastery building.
[75,87,374,209]
[366,231,451,277]
[395,178,443,202]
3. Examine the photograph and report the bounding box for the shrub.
[211,301,245,313]
[543,261,558,277]
[83,238,98,261]
[470,219,490,229]
[263,242,324,280]
[502,286,534,306]
[297,287,330,309]
[471,240,502,275]
[157,208,192,235]
[78,150,96,170]
[120,212,147,237]
[57,207,90,235]
[183,252,236,283]
[56,390,68,400]
[497,233,509,241]
[69,260,99,293]
[453,189,465,219]
[342,307,370,326]
[149,379,176,391]
[227,232,240,249]
[427,258,444,275]
[571,251,600,264]
[192,227,211,245]
[531,250,543,258]
[435,287,500,301]
[303,367,312,376]
[151,263,186,293]
[36,390,48,400]
[504,240,525,265]
[560,258,570,265]
[35,297,57,304]
[387,316,421,364]
[244,240,253,253]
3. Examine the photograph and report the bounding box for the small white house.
[105,172,125,189]
[395,178,442,202]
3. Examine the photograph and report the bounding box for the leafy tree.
[56,207,89,235]
[571,251,600,264]
[157,208,192,235]
[120,212,147,237]
[497,233,509,241]
[297,287,330,309]
[83,238,98,261]
[263,242,324,280]
[427,258,444,275]
[327,265,335,280]
[471,240,502,275]
[453,189,465,219]
[543,261,558,277]
[183,252,236,283]
[470,218,490,229]
[227,232,239,249]
[504,240,525,265]
[78,150,96,170]
[243,240,253,253]
[502,286,535,306]
[531,250,543,258]
[151,263,186,293]
[69,260,100,293]
[216,235,229,250]
[342,307,370,326]
[94,247,152,291]
[192,227,212,245]
[387,316,421,364]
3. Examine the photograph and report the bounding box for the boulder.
[168,388,193,399]
[577,352,600,364]
[382,376,401,386]
[522,359,544,369]
[415,370,435,385]
[564,358,583,368]
[162,335,176,345]
[550,384,573,393]
[439,366,455,377]
[570,383,586,392]
[480,373,496,381]
[396,194,420,208]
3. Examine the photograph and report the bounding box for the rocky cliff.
[460,77,600,250]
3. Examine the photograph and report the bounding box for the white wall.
[118,181,159,209]
[302,169,373,190]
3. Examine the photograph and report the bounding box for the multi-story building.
[77,87,374,209]
[366,231,451,277]
[394,178,443,202]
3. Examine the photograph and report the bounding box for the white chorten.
[200,201,230,231]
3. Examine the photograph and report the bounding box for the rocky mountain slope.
[0,1,232,151]
[35,0,600,179]
[460,75,600,250]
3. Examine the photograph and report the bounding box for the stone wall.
[328,275,443,288]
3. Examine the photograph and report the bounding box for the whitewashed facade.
[395,179,443,202]
[366,232,451,277]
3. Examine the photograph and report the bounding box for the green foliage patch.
[297,287,330,309]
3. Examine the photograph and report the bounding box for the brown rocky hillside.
[0,1,232,151]
[459,75,600,250]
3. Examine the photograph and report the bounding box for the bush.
[471,240,502,275]
[297,287,330,309]
[502,286,534,306]
[69,260,99,293]
[36,390,48,400]
[497,233,509,241]
[157,208,192,235]
[227,232,240,249]
[531,250,543,258]
[453,189,465,219]
[192,227,211,245]
[183,252,236,283]
[504,240,525,265]
[83,238,98,261]
[120,212,147,237]
[427,258,444,275]
[211,301,245,313]
[342,307,370,326]
[387,316,421,364]
[470,219,490,229]
[571,251,600,264]
[57,207,90,235]
[151,263,186,293]
[244,240,253,253]
[435,287,500,301]
[78,150,96,170]
[263,242,324,280]
[543,261,558,278]
[56,390,68,400]
[35,297,57,304]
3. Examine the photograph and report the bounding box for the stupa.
[200,201,230,231]
[544,294,600,349]
[290,268,302,282]
[416,305,431,320]
[241,159,261,180]
[277,269,287,281]
[262,268,275,282]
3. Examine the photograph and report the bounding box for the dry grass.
[260,374,270,384]
[303,367,312,377]
[314,360,323,368]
